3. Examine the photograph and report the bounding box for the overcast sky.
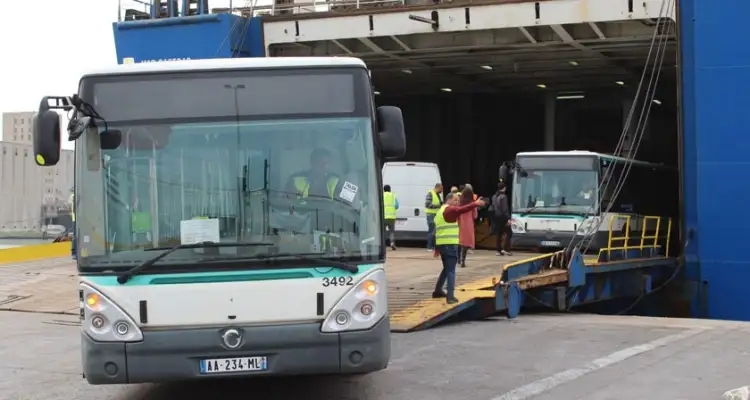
[0,0,264,148]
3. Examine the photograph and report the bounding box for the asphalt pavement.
[3,310,750,400]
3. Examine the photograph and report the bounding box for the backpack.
[488,194,497,217]
[490,193,506,217]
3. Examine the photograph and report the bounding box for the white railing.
[214,0,407,17]
[117,0,406,21]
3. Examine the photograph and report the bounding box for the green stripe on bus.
[85,264,380,286]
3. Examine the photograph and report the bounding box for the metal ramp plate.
[390,288,495,332]
[386,250,541,332]
[386,248,679,332]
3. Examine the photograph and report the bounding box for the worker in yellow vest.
[432,192,485,304]
[284,148,341,252]
[382,184,399,250]
[69,188,76,259]
[286,148,341,200]
[424,182,443,251]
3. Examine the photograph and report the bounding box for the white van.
[381,161,443,241]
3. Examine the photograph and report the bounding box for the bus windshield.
[512,169,599,215]
[76,117,382,269]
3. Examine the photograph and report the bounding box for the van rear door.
[382,162,442,240]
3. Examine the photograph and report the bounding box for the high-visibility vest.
[131,212,151,234]
[434,205,459,246]
[425,190,440,215]
[383,192,397,219]
[69,193,75,222]
[293,176,339,199]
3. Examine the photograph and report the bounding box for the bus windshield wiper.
[557,209,590,218]
[519,206,543,217]
[116,241,275,284]
[256,252,359,273]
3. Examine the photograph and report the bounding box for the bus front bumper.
[81,316,391,385]
[511,231,606,251]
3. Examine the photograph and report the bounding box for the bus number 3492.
[322,277,354,287]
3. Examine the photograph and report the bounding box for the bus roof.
[82,57,367,78]
[516,150,674,169]
[383,161,439,168]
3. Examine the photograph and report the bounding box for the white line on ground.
[724,386,750,400]
[491,328,707,400]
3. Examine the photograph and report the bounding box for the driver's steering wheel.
[291,196,360,224]
[275,197,361,252]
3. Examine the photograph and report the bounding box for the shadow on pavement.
[119,374,381,400]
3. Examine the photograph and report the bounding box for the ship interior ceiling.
[268,19,679,197]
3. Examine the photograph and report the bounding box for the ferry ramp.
[388,214,679,332]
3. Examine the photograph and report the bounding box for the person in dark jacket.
[491,182,513,256]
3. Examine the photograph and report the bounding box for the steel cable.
[215,0,258,57]
[564,0,667,253]
[580,0,674,254]
[563,0,672,255]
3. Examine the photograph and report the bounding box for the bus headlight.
[321,269,387,333]
[511,219,525,233]
[91,315,106,329]
[80,284,143,342]
[334,311,350,326]
[359,302,374,316]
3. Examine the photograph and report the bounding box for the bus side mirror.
[499,164,509,181]
[100,130,123,150]
[376,106,406,159]
[33,110,62,167]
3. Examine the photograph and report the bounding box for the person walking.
[491,182,513,256]
[424,182,443,251]
[432,192,485,304]
[457,185,478,268]
[383,184,399,250]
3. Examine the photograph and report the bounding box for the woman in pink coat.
[458,185,478,268]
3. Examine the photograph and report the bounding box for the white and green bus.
[504,151,677,252]
[32,57,406,384]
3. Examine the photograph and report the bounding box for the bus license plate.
[200,356,268,374]
[540,241,561,247]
